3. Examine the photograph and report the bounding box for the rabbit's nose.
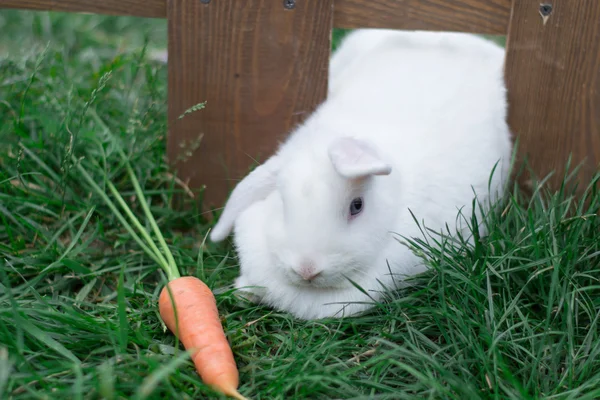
[297,259,321,281]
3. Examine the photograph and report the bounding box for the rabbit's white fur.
[210,29,512,320]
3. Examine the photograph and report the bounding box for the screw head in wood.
[283,0,296,10]
[539,3,553,16]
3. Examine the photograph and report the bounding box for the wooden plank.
[0,0,165,18]
[1,0,511,34]
[333,0,512,34]
[504,0,600,193]
[167,0,333,209]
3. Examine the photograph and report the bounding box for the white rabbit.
[210,29,512,320]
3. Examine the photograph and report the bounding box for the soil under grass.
[1,10,599,400]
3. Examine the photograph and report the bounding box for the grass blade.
[57,206,96,261]
[135,350,192,399]
[117,264,129,353]
[19,318,80,364]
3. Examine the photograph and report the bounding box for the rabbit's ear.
[210,155,282,242]
[328,137,392,179]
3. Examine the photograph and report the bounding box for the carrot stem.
[122,161,179,280]
[84,110,180,280]
[105,180,174,279]
[73,159,164,267]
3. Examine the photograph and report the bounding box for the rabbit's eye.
[349,197,364,217]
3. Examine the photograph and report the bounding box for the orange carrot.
[158,276,246,400]
[76,154,247,399]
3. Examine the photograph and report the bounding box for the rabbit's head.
[211,135,397,291]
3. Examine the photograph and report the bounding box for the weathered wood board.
[0,0,165,18]
[504,0,600,192]
[334,0,511,34]
[0,0,511,34]
[167,0,334,208]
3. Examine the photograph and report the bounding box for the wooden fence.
[2,0,599,206]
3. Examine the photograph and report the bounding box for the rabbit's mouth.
[284,268,328,288]
[272,248,367,288]
[284,266,366,290]
[288,277,347,290]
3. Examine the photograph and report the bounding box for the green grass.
[1,10,599,400]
